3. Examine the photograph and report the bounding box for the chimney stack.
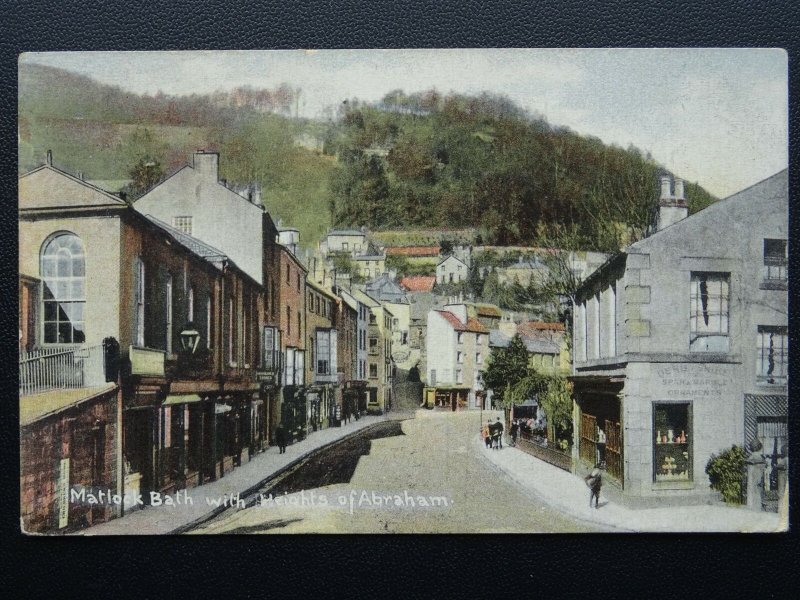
[656,175,688,231]
[192,151,219,181]
[46,149,53,166]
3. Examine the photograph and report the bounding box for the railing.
[517,431,572,472]
[19,344,106,396]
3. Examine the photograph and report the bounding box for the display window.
[653,403,692,482]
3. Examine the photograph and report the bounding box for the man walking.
[275,423,287,454]
[495,417,504,449]
[584,467,602,509]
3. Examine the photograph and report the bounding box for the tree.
[509,372,573,447]
[125,157,164,199]
[482,334,529,411]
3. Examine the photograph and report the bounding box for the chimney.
[660,175,672,200]
[674,177,685,200]
[656,175,688,231]
[46,149,53,166]
[192,151,219,181]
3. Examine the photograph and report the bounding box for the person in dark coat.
[275,424,287,454]
[510,420,519,446]
[495,417,504,449]
[584,467,602,508]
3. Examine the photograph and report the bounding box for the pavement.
[478,420,787,533]
[83,414,388,535]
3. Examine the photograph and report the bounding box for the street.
[189,411,603,534]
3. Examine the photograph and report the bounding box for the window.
[166,275,173,354]
[689,273,730,352]
[297,311,302,339]
[135,258,145,346]
[476,352,482,364]
[172,216,193,235]
[369,313,376,325]
[286,264,290,284]
[449,273,454,283]
[757,326,788,385]
[763,239,787,281]
[457,332,463,344]
[40,233,86,344]
[653,403,692,482]
[297,272,301,291]
[188,286,194,322]
[227,294,235,364]
[206,296,212,349]
[316,329,335,375]
[457,351,463,363]
[308,292,314,312]
[369,337,378,354]
[286,306,291,337]
[369,363,378,379]
[477,334,483,346]
[342,242,349,251]
[456,369,463,384]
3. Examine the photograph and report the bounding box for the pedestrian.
[510,420,519,447]
[596,427,607,468]
[483,421,492,449]
[584,467,602,509]
[496,417,504,449]
[275,424,287,454]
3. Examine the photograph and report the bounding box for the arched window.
[40,232,86,344]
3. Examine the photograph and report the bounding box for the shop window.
[689,273,730,352]
[763,239,787,282]
[756,326,788,385]
[40,232,86,344]
[653,403,692,482]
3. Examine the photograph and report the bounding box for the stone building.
[352,289,394,414]
[436,255,468,285]
[305,280,339,431]
[571,172,788,507]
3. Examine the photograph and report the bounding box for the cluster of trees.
[326,89,717,252]
[482,335,574,447]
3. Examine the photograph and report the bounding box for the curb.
[170,418,394,534]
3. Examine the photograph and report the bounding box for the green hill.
[18,63,333,248]
[325,90,718,252]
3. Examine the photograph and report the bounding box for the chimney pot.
[674,178,685,201]
[660,176,672,200]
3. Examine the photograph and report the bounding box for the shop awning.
[163,394,203,406]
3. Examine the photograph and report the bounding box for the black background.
[2,1,798,596]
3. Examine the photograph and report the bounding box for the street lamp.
[180,322,201,354]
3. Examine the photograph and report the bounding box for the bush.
[705,445,746,504]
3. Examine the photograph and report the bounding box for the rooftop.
[399,276,436,292]
[434,310,489,334]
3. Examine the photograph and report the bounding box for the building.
[319,228,369,255]
[399,275,436,293]
[277,243,308,443]
[571,172,788,508]
[339,288,370,415]
[305,280,339,431]
[491,318,570,377]
[334,287,358,417]
[425,303,489,410]
[354,253,387,280]
[352,289,394,414]
[132,150,285,448]
[19,155,265,529]
[436,255,468,285]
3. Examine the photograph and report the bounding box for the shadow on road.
[222,518,304,534]
[264,420,405,496]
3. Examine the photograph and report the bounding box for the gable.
[19,167,127,210]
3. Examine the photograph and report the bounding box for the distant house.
[364,273,408,303]
[399,275,436,293]
[425,303,489,411]
[436,255,468,284]
[320,228,368,255]
[491,318,570,377]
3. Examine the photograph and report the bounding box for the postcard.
[18,49,788,534]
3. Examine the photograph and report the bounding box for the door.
[604,419,623,484]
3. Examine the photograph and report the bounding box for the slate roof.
[143,215,229,268]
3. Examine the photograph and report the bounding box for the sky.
[21,49,787,198]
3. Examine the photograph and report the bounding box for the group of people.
[482,418,505,450]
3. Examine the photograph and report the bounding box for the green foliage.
[705,445,746,504]
[327,91,718,251]
[508,372,573,443]
[482,334,530,407]
[125,157,164,199]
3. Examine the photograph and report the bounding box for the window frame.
[40,232,87,345]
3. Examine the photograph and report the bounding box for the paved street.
[190,410,604,534]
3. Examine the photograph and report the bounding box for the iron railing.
[19,344,106,396]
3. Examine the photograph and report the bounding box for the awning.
[163,394,203,406]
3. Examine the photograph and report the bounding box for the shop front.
[423,386,471,411]
[572,377,624,485]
